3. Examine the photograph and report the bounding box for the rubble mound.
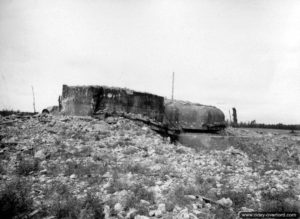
[0,114,299,218]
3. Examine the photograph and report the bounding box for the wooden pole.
[172,72,174,101]
[31,86,36,113]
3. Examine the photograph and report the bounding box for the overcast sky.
[0,0,299,124]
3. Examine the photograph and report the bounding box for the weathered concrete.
[61,85,96,116]
[58,84,226,134]
[164,99,225,131]
[61,85,165,121]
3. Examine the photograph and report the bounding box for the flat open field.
[0,114,299,219]
[244,127,300,137]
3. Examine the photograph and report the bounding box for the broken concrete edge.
[42,84,226,133]
[61,84,164,120]
[164,99,226,130]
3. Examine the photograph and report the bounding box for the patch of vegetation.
[154,147,165,155]
[154,156,167,164]
[15,158,40,176]
[0,109,20,117]
[141,176,156,187]
[123,146,138,155]
[0,177,33,218]
[159,165,176,181]
[110,137,133,148]
[195,174,217,197]
[64,160,107,177]
[237,122,300,131]
[124,162,150,175]
[211,206,235,219]
[54,136,62,145]
[175,148,186,154]
[166,185,193,207]
[0,162,6,175]
[41,181,105,219]
[80,192,105,219]
[261,190,300,213]
[106,171,129,194]
[217,190,252,211]
[123,184,155,213]
[72,146,93,157]
[260,162,285,175]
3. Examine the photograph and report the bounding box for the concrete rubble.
[0,113,299,218]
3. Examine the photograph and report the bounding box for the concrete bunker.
[164,99,225,132]
[61,85,165,122]
[44,85,226,146]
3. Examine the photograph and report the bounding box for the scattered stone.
[241,207,254,212]
[70,174,77,179]
[217,198,233,207]
[157,203,166,213]
[114,203,123,213]
[34,150,46,159]
[105,117,116,124]
[134,215,150,219]
[126,208,137,219]
[40,169,47,175]
[186,195,197,200]
[140,200,150,206]
[176,208,190,219]
[0,114,299,219]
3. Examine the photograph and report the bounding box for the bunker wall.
[61,85,165,121]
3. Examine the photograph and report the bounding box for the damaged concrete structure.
[61,85,164,122]
[164,99,225,131]
[50,85,226,134]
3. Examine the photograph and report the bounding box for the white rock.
[114,203,123,212]
[186,195,196,200]
[102,182,111,189]
[39,176,46,183]
[204,203,211,209]
[40,160,47,168]
[177,208,189,219]
[217,198,233,207]
[135,215,150,219]
[70,174,77,179]
[149,210,156,217]
[275,183,284,190]
[34,150,46,159]
[155,210,162,218]
[40,169,47,175]
[241,207,254,212]
[126,208,137,219]
[93,123,110,132]
[102,172,112,178]
[158,203,166,213]
[155,180,163,186]
[142,126,148,131]
[103,205,110,219]
[140,199,150,205]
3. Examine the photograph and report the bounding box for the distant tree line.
[0,109,37,117]
[235,120,300,131]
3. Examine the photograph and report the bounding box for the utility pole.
[31,86,36,113]
[172,72,174,101]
